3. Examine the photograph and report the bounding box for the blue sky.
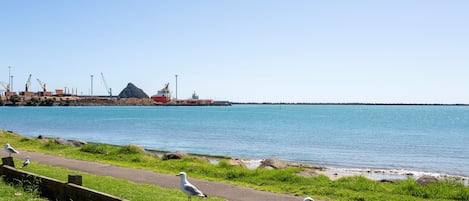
[1,0,468,103]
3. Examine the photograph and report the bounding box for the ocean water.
[1,105,468,177]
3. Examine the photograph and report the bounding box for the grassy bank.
[2,130,469,201]
[7,158,225,201]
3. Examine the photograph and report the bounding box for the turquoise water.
[1,105,468,176]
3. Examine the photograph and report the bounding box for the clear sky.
[1,0,468,103]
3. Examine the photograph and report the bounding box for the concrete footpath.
[2,150,322,201]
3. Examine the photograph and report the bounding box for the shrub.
[217,160,232,169]
[43,141,68,150]
[118,144,144,154]
[80,143,109,154]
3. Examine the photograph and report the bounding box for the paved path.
[2,150,321,201]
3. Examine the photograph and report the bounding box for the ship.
[176,91,214,105]
[151,83,231,106]
[151,83,171,104]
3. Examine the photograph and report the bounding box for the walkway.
[2,150,322,201]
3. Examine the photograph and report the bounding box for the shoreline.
[4,129,469,186]
[232,102,469,106]
[240,160,469,185]
[146,149,469,186]
[2,97,469,107]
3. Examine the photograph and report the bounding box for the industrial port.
[0,72,230,106]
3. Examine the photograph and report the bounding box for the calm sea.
[1,105,468,176]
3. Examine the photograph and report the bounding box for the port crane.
[100,72,112,97]
[37,79,47,92]
[25,74,32,92]
[0,81,11,92]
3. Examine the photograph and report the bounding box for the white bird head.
[176,172,187,178]
[5,143,10,147]
[304,197,315,201]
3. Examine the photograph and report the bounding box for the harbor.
[0,73,230,106]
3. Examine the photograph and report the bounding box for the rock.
[54,138,87,147]
[380,179,399,183]
[228,159,247,168]
[37,135,46,139]
[71,140,87,147]
[54,137,69,145]
[162,151,188,160]
[416,175,438,185]
[258,158,288,169]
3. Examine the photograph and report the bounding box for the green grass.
[0,177,47,201]
[2,130,469,201]
[11,159,225,201]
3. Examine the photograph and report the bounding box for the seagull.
[4,143,19,157]
[304,197,315,201]
[21,156,30,168]
[176,172,207,201]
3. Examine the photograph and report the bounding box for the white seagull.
[176,172,207,201]
[21,156,30,168]
[4,143,19,157]
[304,197,315,201]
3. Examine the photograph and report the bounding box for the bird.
[304,197,315,201]
[21,156,30,168]
[4,143,19,157]
[176,172,207,201]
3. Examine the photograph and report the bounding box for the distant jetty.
[232,102,469,106]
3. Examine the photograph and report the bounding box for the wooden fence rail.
[1,157,128,201]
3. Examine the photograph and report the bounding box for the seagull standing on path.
[176,172,207,201]
[4,143,19,157]
[21,156,30,168]
[304,197,315,201]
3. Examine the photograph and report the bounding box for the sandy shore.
[153,149,469,186]
[240,159,469,186]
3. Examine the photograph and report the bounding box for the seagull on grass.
[21,156,30,168]
[304,197,315,201]
[4,143,19,157]
[176,172,207,201]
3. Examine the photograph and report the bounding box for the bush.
[43,141,68,150]
[80,143,109,154]
[118,144,144,154]
[217,160,232,169]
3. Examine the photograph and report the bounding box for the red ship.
[151,83,217,105]
[151,83,171,104]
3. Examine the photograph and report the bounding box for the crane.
[0,81,11,92]
[37,79,46,92]
[25,74,32,92]
[100,72,112,97]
